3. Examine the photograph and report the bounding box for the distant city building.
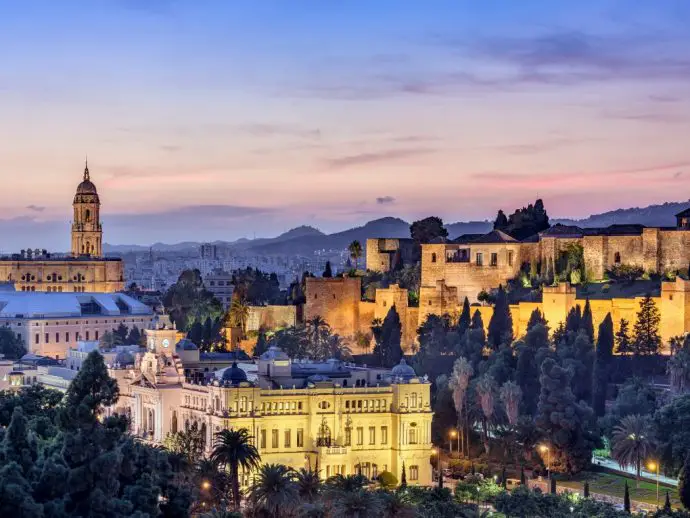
[0,291,156,358]
[200,243,218,260]
[204,269,234,308]
[0,161,124,293]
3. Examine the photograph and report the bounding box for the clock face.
[162,338,170,348]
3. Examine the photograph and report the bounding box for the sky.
[1,0,690,250]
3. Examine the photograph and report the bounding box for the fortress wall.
[366,238,393,273]
[305,277,361,338]
[246,305,297,332]
[658,230,690,273]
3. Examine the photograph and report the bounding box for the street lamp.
[647,461,660,508]
[449,430,457,456]
[539,445,551,482]
[431,448,438,482]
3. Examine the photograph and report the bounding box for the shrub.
[377,470,398,489]
[607,264,644,283]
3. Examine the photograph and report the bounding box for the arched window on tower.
[85,209,91,222]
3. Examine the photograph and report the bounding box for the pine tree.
[624,481,631,512]
[679,452,690,509]
[592,313,614,417]
[615,319,632,354]
[457,297,471,335]
[536,358,598,475]
[322,261,333,278]
[488,285,513,349]
[188,320,204,346]
[373,306,403,368]
[632,295,661,356]
[580,299,594,342]
[516,324,547,416]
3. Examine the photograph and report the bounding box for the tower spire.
[84,155,90,181]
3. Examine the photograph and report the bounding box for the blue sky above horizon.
[1,0,690,250]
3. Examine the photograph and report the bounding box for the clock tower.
[144,325,183,357]
[71,159,103,257]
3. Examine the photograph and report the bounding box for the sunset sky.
[1,0,690,250]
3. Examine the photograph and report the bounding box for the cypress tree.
[664,491,672,512]
[488,285,513,349]
[679,452,690,509]
[615,319,632,354]
[374,305,403,368]
[550,477,556,494]
[253,331,269,357]
[322,261,333,278]
[526,308,547,332]
[584,481,590,498]
[501,467,507,489]
[624,481,631,513]
[580,299,594,342]
[592,314,614,417]
[471,309,484,331]
[400,462,407,489]
[565,306,582,335]
[458,297,471,335]
[520,465,526,485]
[632,295,661,356]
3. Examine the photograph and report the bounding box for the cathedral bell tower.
[71,159,102,257]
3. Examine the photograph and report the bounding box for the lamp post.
[647,461,660,508]
[201,480,227,513]
[539,445,551,483]
[449,430,457,456]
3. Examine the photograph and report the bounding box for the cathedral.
[0,161,125,293]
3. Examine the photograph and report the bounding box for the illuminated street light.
[647,461,660,508]
[539,445,551,482]
[201,480,211,490]
[449,430,457,455]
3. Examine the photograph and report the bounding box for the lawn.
[557,471,680,508]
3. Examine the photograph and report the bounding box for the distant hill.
[104,200,690,256]
[554,200,690,228]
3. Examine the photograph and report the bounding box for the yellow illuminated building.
[107,324,433,486]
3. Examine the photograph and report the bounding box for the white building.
[0,291,156,359]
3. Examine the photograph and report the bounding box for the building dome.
[74,162,100,199]
[222,362,247,384]
[391,358,416,380]
[260,346,289,361]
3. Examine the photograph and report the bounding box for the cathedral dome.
[74,162,99,197]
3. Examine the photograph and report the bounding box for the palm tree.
[330,489,383,518]
[210,428,261,510]
[475,374,497,455]
[294,467,322,503]
[611,415,655,485]
[500,381,522,427]
[449,357,473,457]
[376,489,415,518]
[196,458,230,511]
[306,316,331,358]
[348,240,363,271]
[248,464,299,518]
[324,473,369,493]
[227,295,250,337]
[325,334,352,361]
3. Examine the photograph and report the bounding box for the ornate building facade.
[107,324,433,486]
[0,161,124,293]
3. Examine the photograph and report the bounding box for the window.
[284,430,291,448]
[431,253,437,263]
[476,253,483,266]
[411,393,418,408]
[35,333,39,345]
[260,430,267,449]
[381,426,388,445]
[508,251,514,266]
[66,332,70,342]
[95,330,99,340]
[369,426,376,445]
[410,465,419,481]
[614,252,621,264]
[297,428,304,448]
[372,464,378,479]
[490,253,498,266]
[345,401,350,409]
[345,427,352,446]
[356,427,364,446]
[56,332,60,343]
[85,331,90,340]
[408,428,418,445]
[45,333,49,344]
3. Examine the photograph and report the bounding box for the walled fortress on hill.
[302,211,690,354]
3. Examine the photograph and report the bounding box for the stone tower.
[71,159,102,257]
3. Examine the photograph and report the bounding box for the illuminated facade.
[0,161,124,293]
[110,324,433,486]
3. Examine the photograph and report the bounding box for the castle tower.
[71,159,102,257]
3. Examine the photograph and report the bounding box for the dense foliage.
[0,326,26,359]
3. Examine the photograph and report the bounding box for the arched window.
[614,252,621,264]
[171,411,178,434]
[431,253,437,263]
[85,209,91,222]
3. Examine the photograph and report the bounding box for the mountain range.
[104,199,690,255]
